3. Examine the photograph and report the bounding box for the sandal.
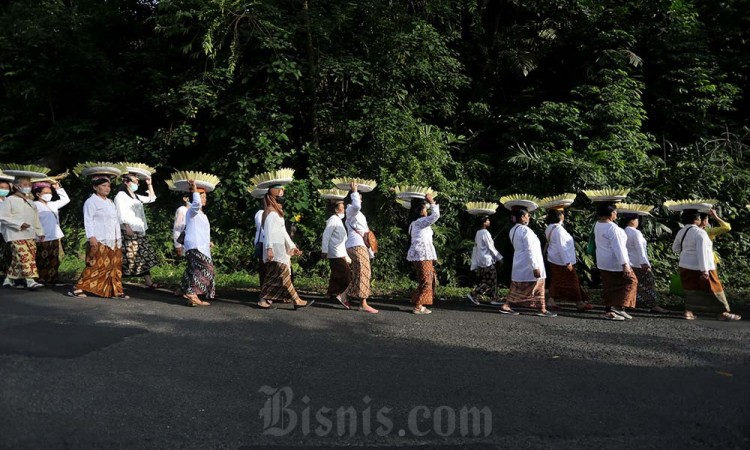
[184,294,209,307]
[292,299,314,310]
[67,289,87,298]
[650,305,670,314]
[684,311,696,320]
[537,310,557,318]
[603,312,625,321]
[26,281,44,289]
[498,307,520,315]
[257,299,274,309]
[719,312,741,321]
[116,294,130,300]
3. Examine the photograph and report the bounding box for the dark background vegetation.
[2,0,750,290]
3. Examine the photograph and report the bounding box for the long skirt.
[181,249,216,299]
[411,260,436,307]
[600,269,637,308]
[548,263,591,304]
[36,239,61,283]
[346,246,372,299]
[633,267,659,308]
[326,257,351,297]
[261,261,301,303]
[122,232,159,277]
[680,268,730,313]
[75,242,124,298]
[7,239,38,279]
[471,265,498,300]
[506,279,546,309]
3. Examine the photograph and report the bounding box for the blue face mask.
[0,189,9,197]
[129,183,139,192]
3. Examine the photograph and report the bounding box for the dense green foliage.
[2,0,750,289]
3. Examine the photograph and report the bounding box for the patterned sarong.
[75,242,124,298]
[471,265,498,300]
[36,239,61,283]
[346,246,371,299]
[261,261,300,303]
[181,249,215,299]
[411,260,436,307]
[506,279,546,309]
[122,232,159,277]
[680,268,730,313]
[7,239,38,279]
[548,263,590,304]
[600,269,637,308]
[326,257,351,297]
[633,267,659,308]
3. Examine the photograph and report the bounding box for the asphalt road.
[0,284,748,449]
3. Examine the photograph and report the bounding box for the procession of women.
[0,163,742,322]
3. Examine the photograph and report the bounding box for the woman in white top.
[321,199,352,308]
[467,215,502,305]
[501,207,555,317]
[0,173,12,277]
[69,175,127,299]
[594,203,636,321]
[254,198,267,287]
[673,210,739,321]
[407,194,440,315]
[259,185,312,310]
[344,183,378,313]
[619,214,669,314]
[180,180,215,306]
[32,180,69,284]
[114,172,160,289]
[544,209,592,311]
[0,175,45,289]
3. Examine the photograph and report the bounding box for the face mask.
[40,194,53,202]
[276,195,285,205]
[19,187,31,195]
[129,183,139,191]
[337,212,345,219]
[0,189,9,197]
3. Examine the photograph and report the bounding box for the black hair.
[618,215,638,228]
[545,209,564,225]
[681,210,701,225]
[510,207,528,223]
[326,200,344,217]
[408,199,428,225]
[31,185,47,198]
[476,215,490,229]
[699,212,709,221]
[116,174,137,199]
[92,177,111,187]
[596,202,617,218]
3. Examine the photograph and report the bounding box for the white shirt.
[545,223,576,266]
[345,192,370,249]
[253,209,265,246]
[35,188,70,242]
[263,211,296,266]
[322,215,348,258]
[82,194,121,249]
[594,221,630,272]
[184,193,211,258]
[114,190,156,233]
[624,226,650,267]
[471,229,502,270]
[407,205,440,262]
[673,225,714,272]
[510,224,545,282]
[0,194,44,242]
[173,205,188,249]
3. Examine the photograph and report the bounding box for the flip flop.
[537,311,558,318]
[602,313,625,321]
[66,290,87,298]
[498,308,519,315]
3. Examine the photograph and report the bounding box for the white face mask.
[19,187,31,195]
[40,194,53,202]
[337,212,345,219]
